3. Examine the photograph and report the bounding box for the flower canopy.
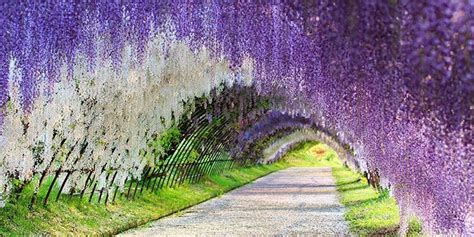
[0,1,472,235]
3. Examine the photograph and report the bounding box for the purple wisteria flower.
[0,1,472,234]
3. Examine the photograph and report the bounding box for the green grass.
[333,166,401,236]
[278,141,343,167]
[0,141,421,236]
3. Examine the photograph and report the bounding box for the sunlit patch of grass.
[279,141,343,167]
[333,166,422,236]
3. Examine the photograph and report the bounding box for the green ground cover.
[333,166,422,236]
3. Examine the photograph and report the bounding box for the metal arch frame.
[174,117,230,186]
[180,119,235,185]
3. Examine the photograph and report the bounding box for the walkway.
[119,167,351,236]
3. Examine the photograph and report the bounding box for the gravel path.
[119,167,351,236]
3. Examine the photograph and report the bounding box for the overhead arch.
[0,1,471,235]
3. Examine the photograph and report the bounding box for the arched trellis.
[232,111,312,164]
[6,83,370,209]
[23,84,273,207]
[14,88,368,209]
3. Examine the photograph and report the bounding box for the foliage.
[151,124,182,164]
[158,126,181,152]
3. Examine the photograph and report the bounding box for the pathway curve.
[119,167,351,236]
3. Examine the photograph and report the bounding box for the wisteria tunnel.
[0,1,472,236]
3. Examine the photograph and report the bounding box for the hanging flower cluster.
[0,1,472,234]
